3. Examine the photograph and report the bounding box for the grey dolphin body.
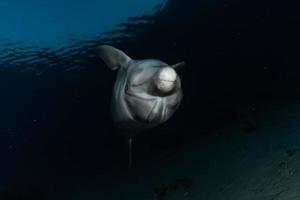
[96,45,184,164]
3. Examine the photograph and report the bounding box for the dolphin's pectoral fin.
[172,61,186,71]
[95,45,132,70]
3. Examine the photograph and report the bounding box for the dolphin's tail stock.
[123,129,140,167]
[128,136,133,167]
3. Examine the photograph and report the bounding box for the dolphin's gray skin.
[96,45,185,165]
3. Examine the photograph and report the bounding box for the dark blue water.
[0,2,160,197]
[1,0,300,199]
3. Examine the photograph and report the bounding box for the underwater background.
[1,0,300,199]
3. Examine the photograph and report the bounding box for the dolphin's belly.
[111,70,134,124]
[125,85,182,124]
[125,92,159,123]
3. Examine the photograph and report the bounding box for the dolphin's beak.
[154,67,177,93]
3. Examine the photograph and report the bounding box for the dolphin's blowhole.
[154,67,177,93]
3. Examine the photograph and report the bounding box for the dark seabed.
[1,0,300,199]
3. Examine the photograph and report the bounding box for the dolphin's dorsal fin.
[95,45,131,70]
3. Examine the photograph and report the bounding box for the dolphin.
[96,45,185,165]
